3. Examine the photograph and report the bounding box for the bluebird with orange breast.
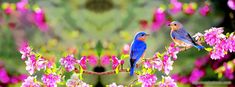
[168,21,204,50]
[130,32,149,76]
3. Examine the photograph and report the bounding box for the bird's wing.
[130,42,146,60]
[173,28,197,45]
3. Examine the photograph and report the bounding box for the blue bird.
[130,32,149,76]
[168,21,204,50]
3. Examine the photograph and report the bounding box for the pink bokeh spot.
[228,0,235,10]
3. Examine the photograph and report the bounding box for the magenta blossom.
[159,76,177,87]
[22,76,40,87]
[138,74,157,87]
[25,55,37,75]
[204,27,225,46]
[122,44,130,54]
[77,56,87,70]
[226,34,235,52]
[19,42,31,60]
[151,8,166,32]
[101,55,110,66]
[189,68,205,83]
[112,56,121,70]
[0,68,10,83]
[36,57,52,71]
[167,43,180,60]
[2,3,15,15]
[223,63,234,80]
[168,0,182,14]
[16,0,28,12]
[33,8,48,32]
[108,83,124,87]
[228,0,235,10]
[139,20,148,29]
[41,73,60,87]
[163,55,173,75]
[210,41,227,60]
[199,4,210,16]
[60,55,77,72]
[144,58,163,71]
[87,55,98,66]
[183,3,197,15]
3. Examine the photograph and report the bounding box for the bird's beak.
[145,34,150,36]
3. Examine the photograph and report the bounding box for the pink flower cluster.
[199,3,210,16]
[22,76,40,87]
[60,55,77,72]
[183,2,197,15]
[138,74,157,87]
[41,73,61,87]
[112,56,122,70]
[108,83,124,87]
[168,0,182,14]
[159,76,177,87]
[77,55,98,70]
[101,55,110,66]
[204,27,235,59]
[151,8,166,32]
[19,42,52,75]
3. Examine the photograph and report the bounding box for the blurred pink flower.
[112,56,121,70]
[168,0,182,14]
[19,42,31,60]
[183,3,197,15]
[226,34,235,52]
[101,55,110,66]
[204,27,224,46]
[144,58,163,71]
[25,55,37,75]
[77,56,87,70]
[223,63,234,80]
[151,8,166,32]
[10,76,19,84]
[167,43,180,60]
[33,8,48,32]
[210,41,227,60]
[163,55,173,75]
[122,44,130,54]
[16,0,28,12]
[0,68,10,83]
[194,56,209,68]
[36,58,49,71]
[2,3,15,15]
[87,55,98,66]
[22,76,40,87]
[41,73,60,87]
[138,74,157,87]
[199,4,210,16]
[189,68,205,83]
[228,0,235,10]
[60,55,77,72]
[159,76,177,87]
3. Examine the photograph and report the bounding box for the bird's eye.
[141,34,145,36]
[174,24,177,26]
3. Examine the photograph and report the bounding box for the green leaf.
[121,54,129,60]
[226,32,230,38]
[205,47,213,51]
[96,41,103,57]
[218,73,222,78]
[79,66,83,80]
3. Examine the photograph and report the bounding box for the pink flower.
[33,8,48,32]
[60,55,77,72]
[108,83,124,87]
[194,56,209,68]
[112,56,121,70]
[228,0,235,10]
[193,32,204,41]
[2,3,15,15]
[36,57,51,71]
[17,74,28,81]
[163,55,173,75]
[199,4,210,16]
[139,20,148,29]
[122,44,130,54]
[138,74,157,87]
[25,55,37,75]
[204,27,225,46]
[144,58,163,71]
[101,55,110,66]
[210,42,227,60]
[189,68,205,83]
[159,76,177,87]
[10,76,19,84]
[223,63,234,80]
[87,55,98,66]
[226,34,235,52]
[41,73,60,87]
[19,42,31,60]
[183,3,197,15]
[77,56,87,70]
[0,68,10,83]
[151,8,166,32]
[66,74,89,87]
[16,0,28,12]
[22,76,40,87]
[167,43,180,60]
[168,0,182,14]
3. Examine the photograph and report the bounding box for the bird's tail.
[130,65,135,76]
[194,44,204,50]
